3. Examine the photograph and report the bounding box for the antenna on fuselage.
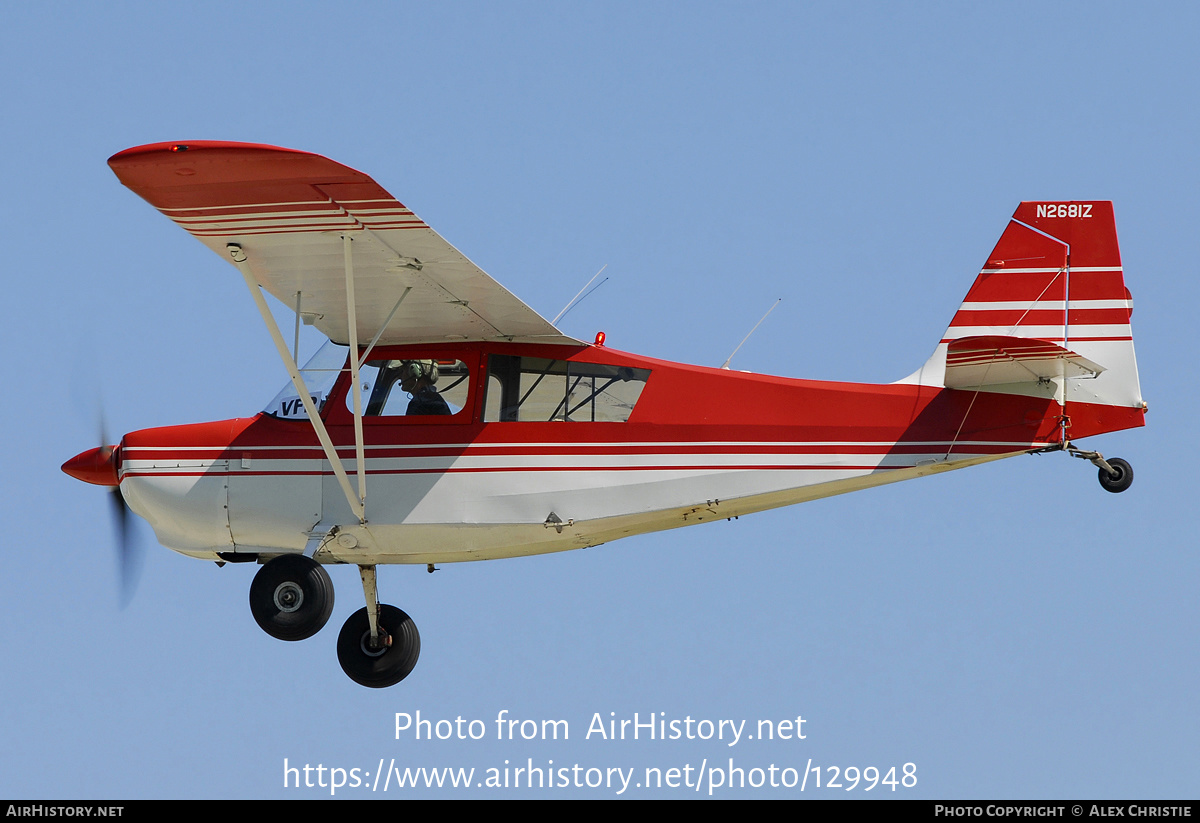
[720,298,782,370]
[552,264,609,326]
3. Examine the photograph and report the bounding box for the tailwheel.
[249,554,335,641]
[1098,457,1133,494]
[1062,444,1135,495]
[337,605,421,688]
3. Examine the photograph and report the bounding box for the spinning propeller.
[61,418,142,606]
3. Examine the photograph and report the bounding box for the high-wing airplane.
[62,142,1145,688]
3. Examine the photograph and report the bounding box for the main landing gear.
[249,557,420,687]
[335,565,421,688]
[249,554,334,641]
[337,604,421,688]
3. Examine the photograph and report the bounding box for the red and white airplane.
[63,142,1145,688]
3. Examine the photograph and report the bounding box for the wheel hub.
[359,630,393,658]
[273,581,304,613]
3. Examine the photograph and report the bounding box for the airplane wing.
[109,141,580,347]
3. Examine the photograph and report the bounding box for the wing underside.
[109,141,579,347]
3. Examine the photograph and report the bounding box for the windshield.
[262,340,349,419]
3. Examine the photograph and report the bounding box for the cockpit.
[263,341,651,425]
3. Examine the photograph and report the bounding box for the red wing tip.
[108,140,316,166]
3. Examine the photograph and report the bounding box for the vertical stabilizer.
[898,202,1143,437]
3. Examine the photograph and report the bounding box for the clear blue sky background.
[2,2,1196,799]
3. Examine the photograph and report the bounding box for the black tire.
[249,554,334,641]
[1098,457,1134,494]
[337,605,421,688]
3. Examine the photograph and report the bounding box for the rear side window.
[484,355,649,422]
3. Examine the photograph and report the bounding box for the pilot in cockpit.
[397,360,451,416]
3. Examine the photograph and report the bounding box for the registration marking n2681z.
[1036,204,1092,218]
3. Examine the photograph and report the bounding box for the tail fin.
[899,201,1144,437]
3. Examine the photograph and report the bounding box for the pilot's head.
[398,360,439,393]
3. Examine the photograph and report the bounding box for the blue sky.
[3,2,1197,798]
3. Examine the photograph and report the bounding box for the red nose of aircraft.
[62,445,121,487]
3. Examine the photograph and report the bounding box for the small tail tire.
[337,605,421,688]
[1098,457,1134,494]
[249,554,335,641]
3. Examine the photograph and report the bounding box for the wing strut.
[341,239,417,511]
[344,235,367,512]
[359,286,413,366]
[227,242,367,524]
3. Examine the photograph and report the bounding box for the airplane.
[62,142,1145,688]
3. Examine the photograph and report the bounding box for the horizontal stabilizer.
[944,335,1104,389]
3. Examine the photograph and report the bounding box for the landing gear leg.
[336,564,421,688]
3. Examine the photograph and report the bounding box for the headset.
[392,359,439,386]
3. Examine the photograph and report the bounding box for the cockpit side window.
[349,358,472,417]
[483,355,649,422]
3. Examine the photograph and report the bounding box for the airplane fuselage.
[116,340,1142,566]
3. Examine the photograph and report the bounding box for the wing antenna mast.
[552,264,608,326]
[721,298,781,370]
